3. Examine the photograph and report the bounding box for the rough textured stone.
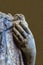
[0,12,36,65]
[0,12,24,65]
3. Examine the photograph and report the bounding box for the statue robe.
[0,18,24,65]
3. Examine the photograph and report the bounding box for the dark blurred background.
[0,0,43,65]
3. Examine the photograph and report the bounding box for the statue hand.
[12,21,36,65]
[13,14,36,65]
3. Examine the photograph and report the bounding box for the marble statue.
[0,12,36,65]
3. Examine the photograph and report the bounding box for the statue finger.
[15,23,27,38]
[19,22,30,34]
[13,33,27,48]
[13,27,24,42]
[12,32,21,43]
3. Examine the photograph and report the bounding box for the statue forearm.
[21,30,36,65]
[21,40,36,65]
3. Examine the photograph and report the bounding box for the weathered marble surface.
[0,12,36,65]
[0,12,24,65]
